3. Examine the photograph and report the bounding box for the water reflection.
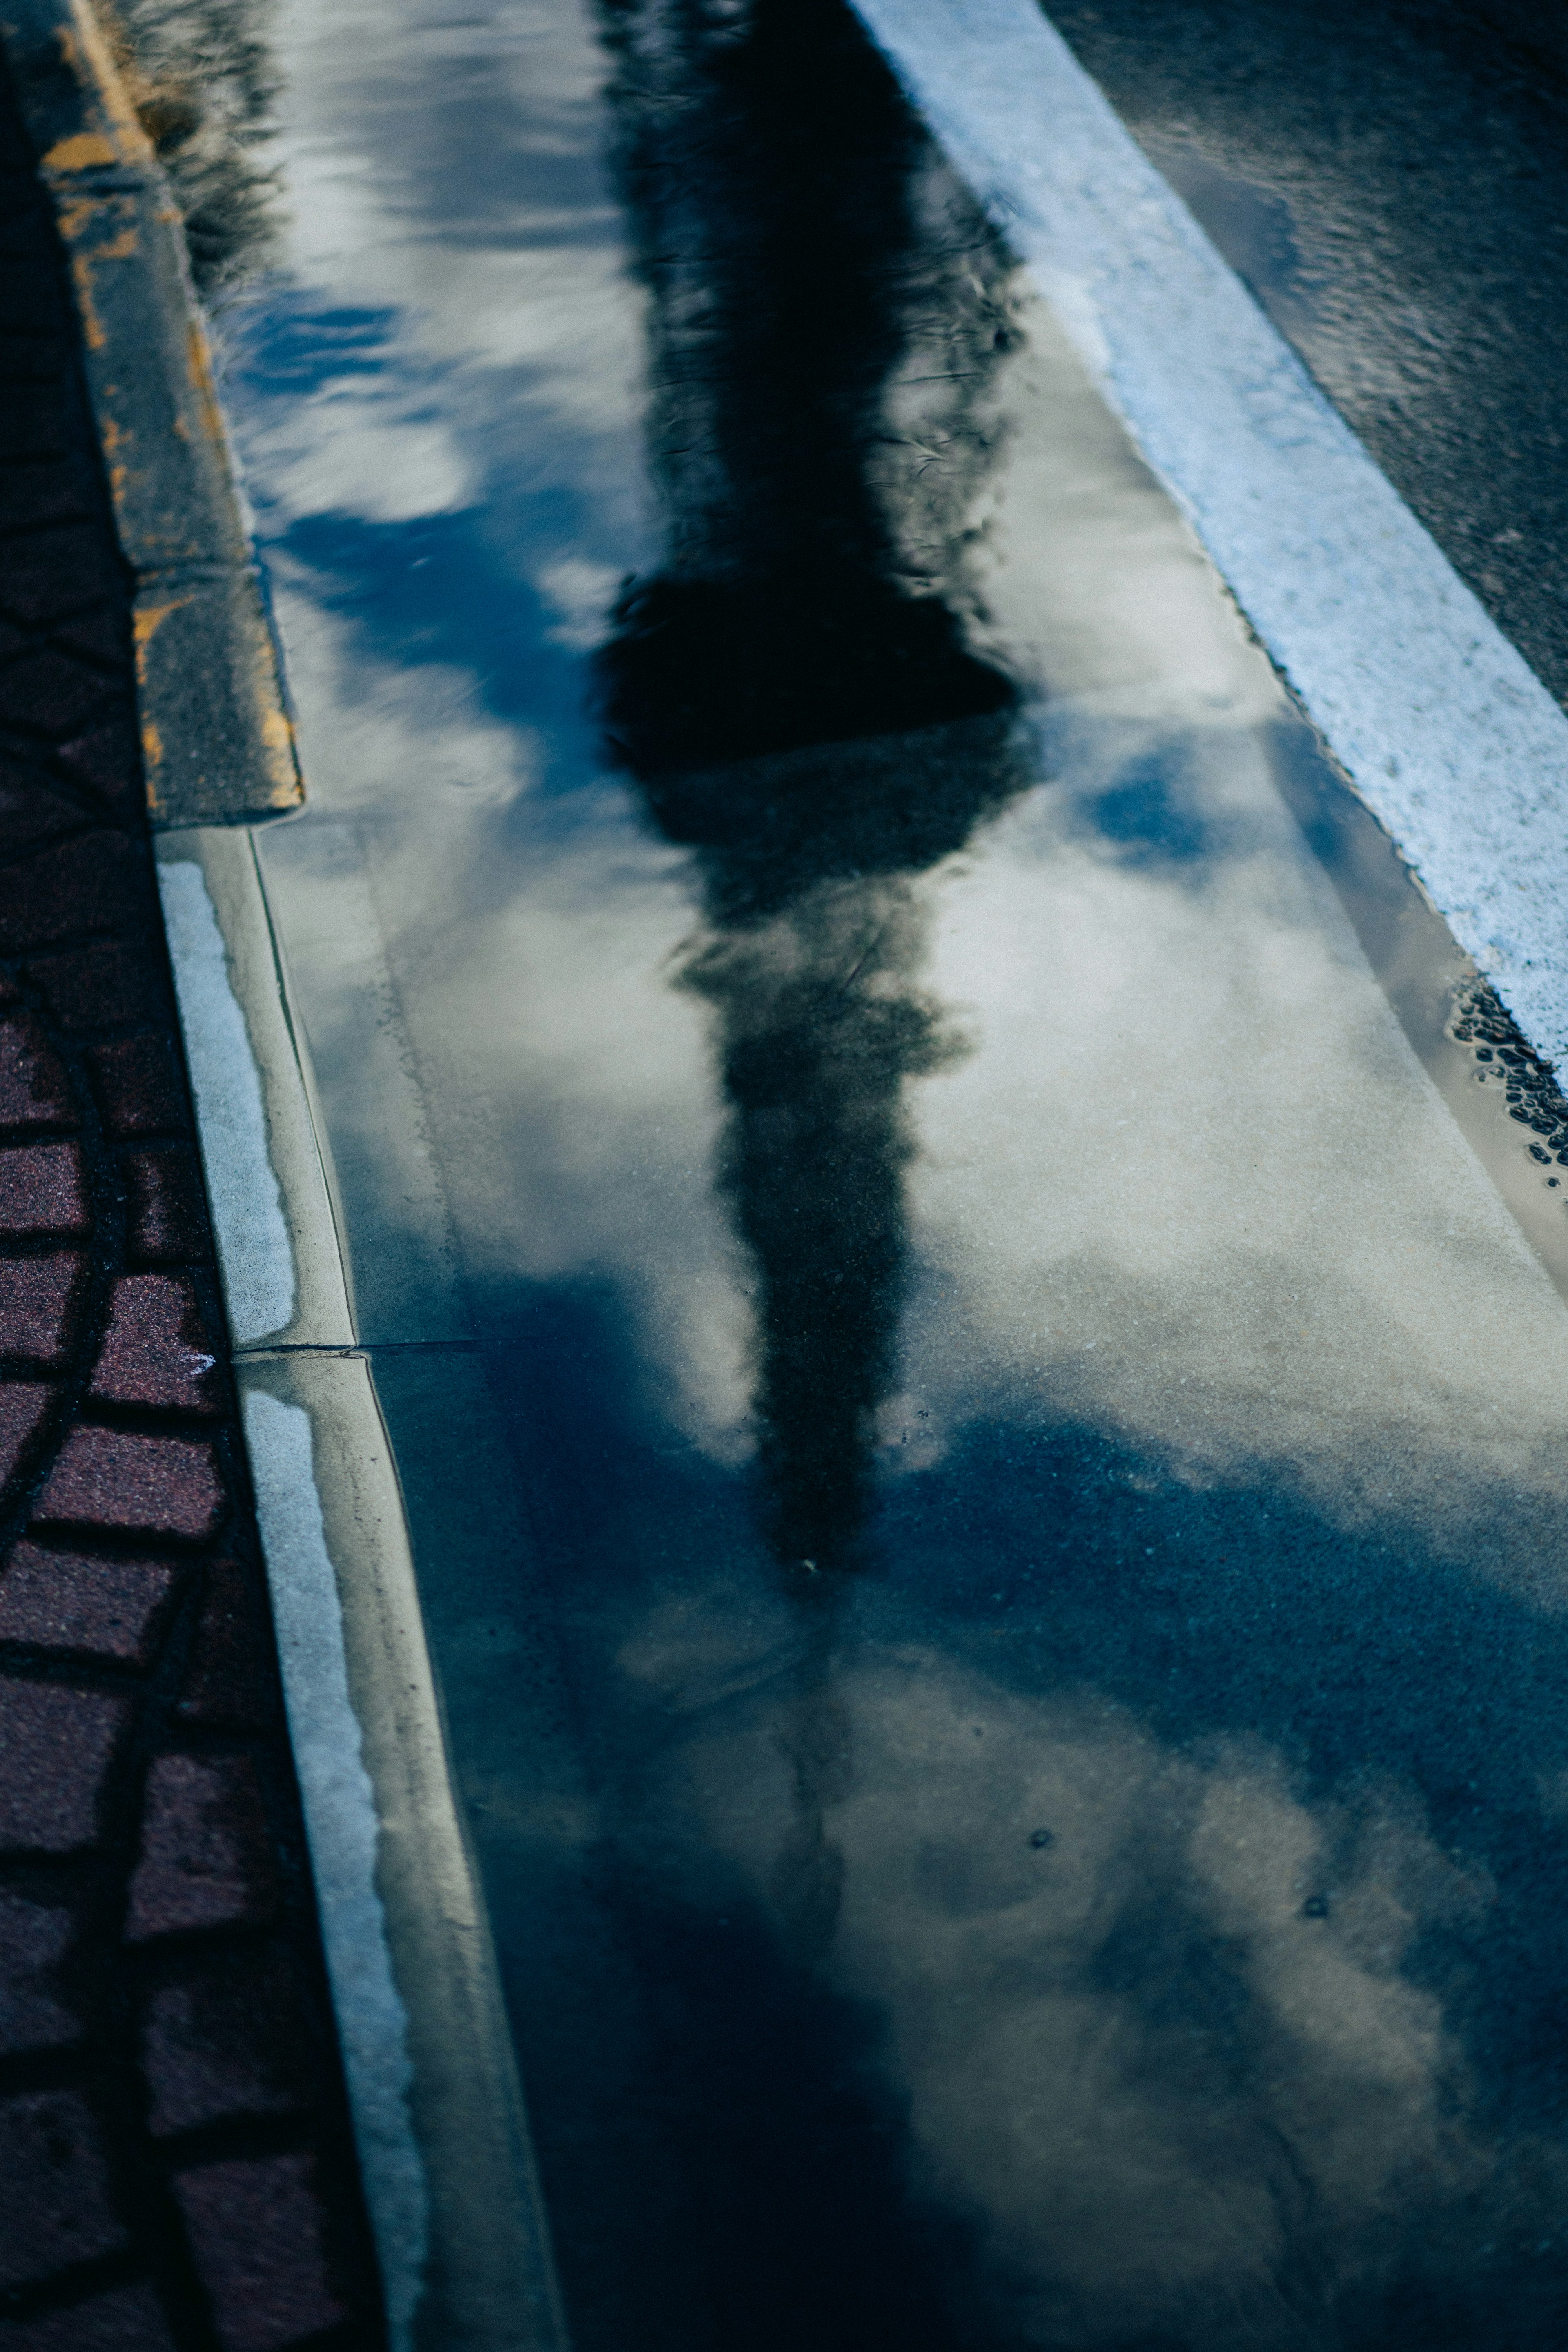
[594,0,1027,1568]
[576,7,1568,2339]
[201,0,1568,2336]
[114,0,281,294]
[611,1411,1568,2352]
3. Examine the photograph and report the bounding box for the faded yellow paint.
[133,596,194,677]
[35,0,312,824]
[66,0,156,164]
[63,213,140,353]
[70,254,106,351]
[100,412,131,514]
[134,596,192,644]
[92,225,138,263]
[43,130,117,172]
[185,324,228,454]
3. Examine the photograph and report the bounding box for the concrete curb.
[0,4,570,2344]
[0,0,298,827]
[154,831,570,2352]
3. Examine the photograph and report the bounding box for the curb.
[0,5,569,2345]
[0,0,298,829]
[154,830,568,2352]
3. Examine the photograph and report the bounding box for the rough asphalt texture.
[0,54,383,2352]
[1047,0,1568,716]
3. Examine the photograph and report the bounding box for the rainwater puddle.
[123,0,1568,2344]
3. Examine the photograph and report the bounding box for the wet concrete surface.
[140,0,1568,2342]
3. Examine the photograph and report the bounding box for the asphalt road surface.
[1050,0,1568,714]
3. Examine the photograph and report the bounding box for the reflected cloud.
[616,1550,1568,2350]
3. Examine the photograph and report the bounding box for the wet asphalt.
[1049,0,1568,711]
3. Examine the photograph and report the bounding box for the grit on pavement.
[0,46,383,2352]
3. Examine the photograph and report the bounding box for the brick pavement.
[0,44,384,2352]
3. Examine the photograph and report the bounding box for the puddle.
[117,0,1568,2344]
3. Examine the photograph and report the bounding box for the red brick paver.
[0,45,383,2352]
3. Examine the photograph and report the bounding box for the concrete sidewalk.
[0,44,383,2352]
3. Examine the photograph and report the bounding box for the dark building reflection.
[594,0,1030,1573]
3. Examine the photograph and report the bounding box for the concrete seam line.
[849,0,1568,1072]
[0,0,304,824]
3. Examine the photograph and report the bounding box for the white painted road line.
[850,0,1568,1069]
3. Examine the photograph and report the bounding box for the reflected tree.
[106,0,283,294]
[594,0,1032,1578]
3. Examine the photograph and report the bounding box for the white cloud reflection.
[621,1610,1554,2347]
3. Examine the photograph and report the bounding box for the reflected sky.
[193,0,1568,2342]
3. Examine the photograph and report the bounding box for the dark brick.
[0,1542,180,1666]
[0,646,118,738]
[0,1014,76,1127]
[0,384,69,463]
[52,719,143,813]
[0,182,38,219]
[0,241,54,296]
[0,761,84,857]
[0,2285,177,2350]
[0,1253,87,1366]
[0,2092,125,2290]
[0,196,48,255]
[0,832,146,955]
[26,941,167,1034]
[125,1755,278,1941]
[0,1380,54,1483]
[0,1889,79,2055]
[0,1681,125,1853]
[173,2155,344,2352]
[34,1429,226,1543]
[143,1949,311,2136]
[0,526,122,630]
[176,1560,272,1731]
[90,1277,220,1415]
[0,462,90,538]
[86,1036,183,1136]
[1,1142,88,1234]
[0,334,69,383]
[123,1149,207,1263]
[52,610,130,673]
